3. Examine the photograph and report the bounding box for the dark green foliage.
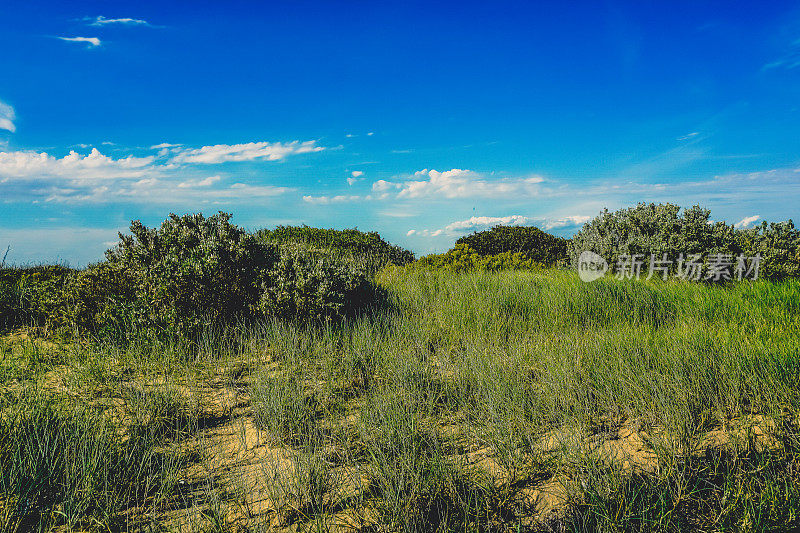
[259,244,386,322]
[0,265,74,332]
[735,220,800,280]
[455,225,568,266]
[414,243,542,272]
[257,225,415,272]
[104,212,277,336]
[55,261,137,337]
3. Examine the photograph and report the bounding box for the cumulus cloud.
[86,15,150,26]
[735,215,761,228]
[351,170,364,178]
[0,147,292,204]
[376,169,545,199]
[171,140,324,164]
[0,148,153,180]
[0,101,15,133]
[57,36,101,48]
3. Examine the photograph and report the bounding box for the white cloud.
[0,147,292,204]
[0,148,153,180]
[445,215,529,233]
[351,170,364,178]
[177,175,221,188]
[377,169,545,200]
[87,15,149,26]
[0,101,15,133]
[57,36,102,48]
[171,140,324,164]
[735,215,761,228]
[543,215,592,230]
[302,195,363,205]
[151,142,182,149]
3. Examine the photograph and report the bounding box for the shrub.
[569,203,800,280]
[455,225,567,266]
[413,243,542,272]
[0,265,74,332]
[259,244,385,322]
[735,220,800,280]
[257,225,414,274]
[104,212,277,337]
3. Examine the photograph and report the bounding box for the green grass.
[2,268,799,531]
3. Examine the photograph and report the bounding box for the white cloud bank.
[0,144,307,204]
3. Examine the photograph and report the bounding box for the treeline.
[408,203,799,279]
[0,213,414,337]
[2,203,799,337]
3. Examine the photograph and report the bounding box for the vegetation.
[1,207,800,530]
[570,203,800,280]
[413,243,543,272]
[455,224,568,266]
[258,225,415,274]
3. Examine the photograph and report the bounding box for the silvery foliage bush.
[569,203,800,280]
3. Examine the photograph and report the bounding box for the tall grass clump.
[0,388,186,530]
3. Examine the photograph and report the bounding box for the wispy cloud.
[57,36,101,48]
[406,214,591,239]
[763,38,800,70]
[86,15,150,27]
[0,100,15,133]
[302,195,364,205]
[734,214,761,228]
[170,140,325,164]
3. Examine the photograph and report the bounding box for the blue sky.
[1,0,799,265]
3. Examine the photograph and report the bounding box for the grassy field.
[1,268,799,531]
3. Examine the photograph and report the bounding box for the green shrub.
[735,220,800,280]
[257,225,414,274]
[0,265,74,332]
[259,244,386,322]
[413,243,542,272]
[455,225,567,266]
[104,212,277,336]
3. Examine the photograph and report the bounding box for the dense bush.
[455,225,567,266]
[0,213,389,337]
[257,225,414,273]
[569,203,800,280]
[258,244,386,321]
[413,243,542,272]
[735,220,800,280]
[103,212,277,336]
[0,265,74,331]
